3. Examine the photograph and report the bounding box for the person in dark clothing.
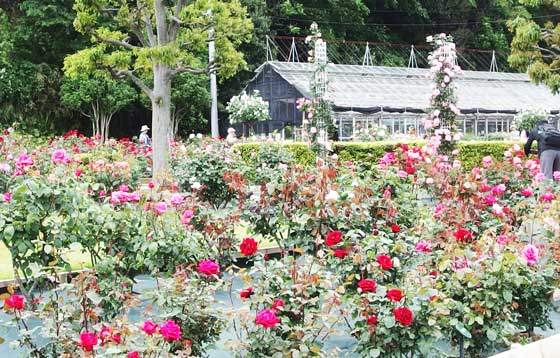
[524,120,560,179]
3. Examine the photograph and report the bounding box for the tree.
[65,0,253,178]
[60,76,137,142]
[508,0,560,93]
[0,1,86,135]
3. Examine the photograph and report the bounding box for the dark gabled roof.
[254,61,560,113]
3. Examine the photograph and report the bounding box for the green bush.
[235,141,522,169]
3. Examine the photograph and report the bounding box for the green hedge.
[235,141,523,169]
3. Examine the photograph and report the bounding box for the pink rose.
[170,193,184,206]
[128,352,139,358]
[483,194,496,206]
[51,149,70,164]
[78,332,98,352]
[255,309,281,329]
[154,202,168,215]
[181,209,194,225]
[74,169,82,177]
[491,184,506,196]
[521,244,539,265]
[15,154,33,170]
[4,294,24,310]
[415,240,432,253]
[520,188,533,197]
[159,320,182,341]
[540,192,555,202]
[197,259,220,276]
[3,192,11,202]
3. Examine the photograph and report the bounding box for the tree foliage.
[60,75,137,141]
[509,0,560,93]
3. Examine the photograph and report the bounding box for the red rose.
[4,294,25,310]
[78,332,98,352]
[325,231,342,247]
[393,306,414,326]
[390,224,401,233]
[386,288,404,302]
[240,287,254,299]
[239,237,258,256]
[453,228,472,243]
[128,352,139,358]
[367,315,378,325]
[358,279,377,293]
[333,248,348,258]
[377,255,393,270]
[272,298,285,310]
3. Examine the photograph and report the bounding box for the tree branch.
[109,67,153,99]
[93,32,138,50]
[170,61,219,77]
[136,0,156,47]
[168,0,188,41]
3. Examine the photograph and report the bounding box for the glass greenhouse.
[235,61,560,140]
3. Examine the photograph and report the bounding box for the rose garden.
[1,1,560,358]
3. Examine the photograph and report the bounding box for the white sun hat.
[140,125,150,132]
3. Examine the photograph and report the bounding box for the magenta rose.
[78,332,98,352]
[197,259,220,276]
[255,309,281,329]
[159,320,182,342]
[141,320,158,335]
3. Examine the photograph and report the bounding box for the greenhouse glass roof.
[255,61,560,113]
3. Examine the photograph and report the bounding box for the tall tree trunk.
[151,63,172,180]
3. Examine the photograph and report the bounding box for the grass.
[0,244,92,281]
[0,221,279,280]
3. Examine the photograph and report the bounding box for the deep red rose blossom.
[367,315,378,325]
[386,288,404,302]
[239,237,258,256]
[325,231,342,247]
[394,307,414,326]
[240,287,254,299]
[333,248,348,258]
[377,255,393,270]
[272,298,285,310]
[454,228,473,243]
[358,279,377,293]
[390,224,401,233]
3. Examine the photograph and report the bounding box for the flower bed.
[0,134,558,357]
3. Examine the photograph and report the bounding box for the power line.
[270,13,560,28]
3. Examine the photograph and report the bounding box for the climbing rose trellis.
[424,33,463,155]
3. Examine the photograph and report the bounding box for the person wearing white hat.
[226,127,237,146]
[139,125,152,147]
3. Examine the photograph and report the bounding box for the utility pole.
[207,10,219,138]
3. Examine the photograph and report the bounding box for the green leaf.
[486,328,498,341]
[4,225,14,240]
[384,315,396,328]
[455,323,472,339]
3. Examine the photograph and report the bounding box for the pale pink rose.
[51,149,70,164]
[170,193,184,206]
[452,149,460,155]
[397,170,408,178]
[521,244,539,265]
[482,156,493,167]
[554,171,560,181]
[154,202,168,215]
[492,203,504,216]
[534,173,546,183]
[425,178,434,185]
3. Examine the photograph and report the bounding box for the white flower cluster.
[226,91,270,124]
[353,123,388,142]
